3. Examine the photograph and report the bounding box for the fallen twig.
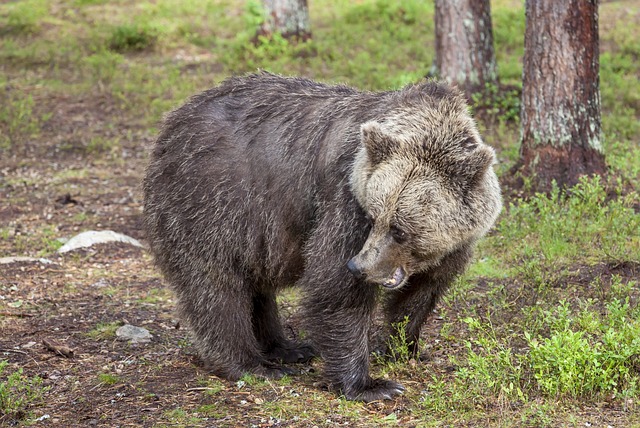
[0,311,33,317]
[186,387,220,392]
[0,348,28,355]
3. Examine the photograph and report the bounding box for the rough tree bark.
[258,0,311,41]
[434,0,497,97]
[518,0,606,191]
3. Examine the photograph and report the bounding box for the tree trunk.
[434,0,497,97]
[518,0,606,192]
[258,0,311,41]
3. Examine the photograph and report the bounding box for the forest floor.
[1,0,640,427]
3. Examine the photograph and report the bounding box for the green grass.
[217,0,435,89]
[0,224,64,256]
[161,407,205,425]
[492,6,525,84]
[0,90,49,150]
[0,0,49,35]
[82,50,124,86]
[419,271,640,424]
[495,176,640,267]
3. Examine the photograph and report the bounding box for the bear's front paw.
[345,378,405,402]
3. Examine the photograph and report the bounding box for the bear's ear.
[453,145,496,192]
[465,145,496,189]
[361,121,395,165]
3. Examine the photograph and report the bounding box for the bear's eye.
[390,225,407,244]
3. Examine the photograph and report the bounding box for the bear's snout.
[347,243,409,289]
[346,257,365,279]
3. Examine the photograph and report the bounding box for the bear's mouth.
[381,267,407,289]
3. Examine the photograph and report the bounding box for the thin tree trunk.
[518,0,606,191]
[434,0,497,97]
[258,0,311,41]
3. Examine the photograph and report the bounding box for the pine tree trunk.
[518,0,606,191]
[434,0,497,97]
[258,0,311,41]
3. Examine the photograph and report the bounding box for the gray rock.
[116,324,152,344]
[0,256,54,264]
[90,278,110,288]
[57,230,144,254]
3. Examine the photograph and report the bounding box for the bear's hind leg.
[252,292,316,364]
[175,271,291,380]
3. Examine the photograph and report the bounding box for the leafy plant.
[0,361,48,424]
[385,317,415,364]
[459,317,527,403]
[244,0,266,32]
[526,298,640,398]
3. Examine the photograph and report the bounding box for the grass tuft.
[87,321,123,340]
[108,23,159,52]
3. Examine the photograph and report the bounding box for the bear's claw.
[345,379,405,402]
[253,362,296,379]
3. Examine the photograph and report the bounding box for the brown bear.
[143,72,502,402]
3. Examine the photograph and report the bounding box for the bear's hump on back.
[173,72,359,121]
[230,72,360,100]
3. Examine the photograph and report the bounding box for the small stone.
[91,278,110,288]
[116,324,152,344]
[57,230,144,254]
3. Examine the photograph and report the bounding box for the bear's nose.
[346,258,365,279]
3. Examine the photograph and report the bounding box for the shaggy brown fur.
[143,72,501,401]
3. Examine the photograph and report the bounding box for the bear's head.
[348,93,502,289]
